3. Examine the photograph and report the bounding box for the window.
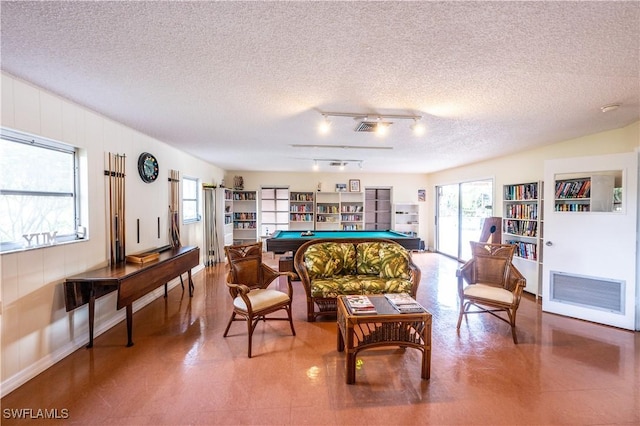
[0,128,81,253]
[182,176,200,223]
[260,186,289,235]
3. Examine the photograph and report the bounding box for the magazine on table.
[384,293,425,313]
[345,295,377,314]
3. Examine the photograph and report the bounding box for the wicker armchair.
[223,242,296,357]
[456,242,526,343]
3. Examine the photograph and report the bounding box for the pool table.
[265,230,421,254]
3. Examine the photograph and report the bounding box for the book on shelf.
[384,293,425,313]
[345,295,377,314]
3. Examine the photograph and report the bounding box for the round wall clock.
[137,152,159,183]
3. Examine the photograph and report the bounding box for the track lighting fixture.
[312,159,364,170]
[600,103,620,113]
[317,111,424,136]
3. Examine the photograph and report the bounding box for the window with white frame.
[0,128,81,253]
[260,186,289,236]
[182,176,200,223]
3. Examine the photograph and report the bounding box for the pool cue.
[108,153,115,264]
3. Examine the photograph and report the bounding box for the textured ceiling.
[1,1,639,174]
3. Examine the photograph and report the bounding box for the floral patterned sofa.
[293,238,421,321]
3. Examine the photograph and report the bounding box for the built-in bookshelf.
[502,181,543,297]
[217,187,234,255]
[289,191,315,231]
[339,192,364,230]
[232,190,257,244]
[316,192,341,230]
[313,191,365,230]
[393,203,419,236]
[554,175,615,212]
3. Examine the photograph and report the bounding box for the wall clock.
[137,152,159,183]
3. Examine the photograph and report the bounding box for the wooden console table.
[64,246,199,348]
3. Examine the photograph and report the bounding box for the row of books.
[504,183,539,200]
[344,294,425,315]
[555,203,590,212]
[504,203,538,220]
[290,193,314,201]
[555,179,591,199]
[503,219,538,237]
[505,240,537,260]
[289,213,314,222]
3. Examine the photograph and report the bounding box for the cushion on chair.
[233,289,290,312]
[379,243,411,279]
[304,242,356,279]
[463,283,514,304]
[355,242,383,275]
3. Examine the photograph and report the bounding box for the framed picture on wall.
[418,189,426,202]
[349,179,361,192]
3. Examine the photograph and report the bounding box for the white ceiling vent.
[354,121,392,132]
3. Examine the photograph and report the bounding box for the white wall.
[0,72,225,395]
[425,121,640,250]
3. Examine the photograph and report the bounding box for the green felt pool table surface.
[266,230,421,254]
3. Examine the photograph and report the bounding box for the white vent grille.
[354,121,392,132]
[550,271,624,314]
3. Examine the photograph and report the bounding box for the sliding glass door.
[436,179,493,261]
[436,184,459,258]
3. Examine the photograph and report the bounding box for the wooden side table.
[336,295,432,384]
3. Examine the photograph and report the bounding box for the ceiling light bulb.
[376,123,389,136]
[412,120,426,136]
[318,116,331,134]
[339,162,345,170]
[312,160,319,171]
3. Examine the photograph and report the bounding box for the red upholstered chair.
[456,242,526,343]
[223,242,296,357]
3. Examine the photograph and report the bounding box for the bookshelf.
[289,191,315,231]
[502,181,543,297]
[316,192,341,230]
[554,174,615,212]
[217,187,234,254]
[339,192,364,230]
[393,203,419,236]
[232,190,257,244]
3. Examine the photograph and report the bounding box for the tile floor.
[2,252,639,425]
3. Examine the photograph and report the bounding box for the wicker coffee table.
[336,295,432,384]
